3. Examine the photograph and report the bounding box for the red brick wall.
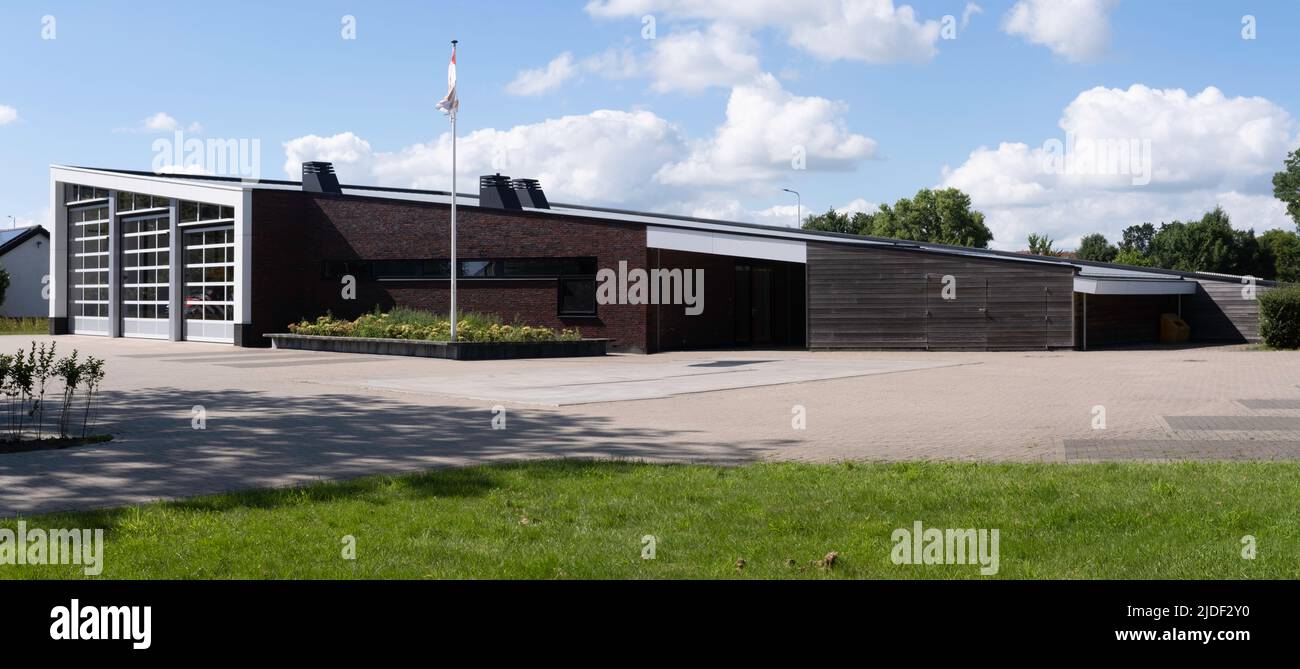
[250,190,648,351]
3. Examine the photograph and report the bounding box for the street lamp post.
[781,188,801,228]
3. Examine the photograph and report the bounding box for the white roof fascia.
[1074,276,1197,295]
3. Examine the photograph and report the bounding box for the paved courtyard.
[2,334,1300,515]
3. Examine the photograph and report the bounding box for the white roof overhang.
[1073,276,1196,295]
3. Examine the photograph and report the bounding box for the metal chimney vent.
[510,178,550,209]
[302,162,342,194]
[479,173,521,210]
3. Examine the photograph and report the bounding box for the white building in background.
[0,225,50,318]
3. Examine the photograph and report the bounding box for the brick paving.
[3,335,1300,514]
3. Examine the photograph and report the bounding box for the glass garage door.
[183,226,235,342]
[68,206,110,335]
[121,214,171,338]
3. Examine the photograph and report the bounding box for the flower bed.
[274,309,606,360]
[287,308,582,343]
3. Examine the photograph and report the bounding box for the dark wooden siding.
[807,242,1075,350]
[1183,279,1270,343]
[1074,293,1178,348]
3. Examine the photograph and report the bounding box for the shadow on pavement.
[0,387,782,516]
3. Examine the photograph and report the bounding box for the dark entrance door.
[750,267,773,345]
[734,264,752,345]
[734,262,801,348]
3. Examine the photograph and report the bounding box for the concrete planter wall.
[266,333,608,360]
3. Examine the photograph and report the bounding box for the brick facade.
[250,190,649,351]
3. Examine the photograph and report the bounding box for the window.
[321,257,596,281]
[178,200,234,224]
[117,191,170,213]
[66,184,108,203]
[558,277,597,317]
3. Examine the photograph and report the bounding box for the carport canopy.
[1073,276,1196,295]
[1073,265,1196,295]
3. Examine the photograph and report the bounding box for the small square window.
[558,277,597,317]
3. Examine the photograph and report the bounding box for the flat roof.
[53,165,1279,287]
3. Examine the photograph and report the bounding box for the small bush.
[1259,285,1300,349]
[0,342,107,442]
[288,308,582,343]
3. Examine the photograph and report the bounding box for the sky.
[1,0,1298,251]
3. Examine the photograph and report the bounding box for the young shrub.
[11,345,35,439]
[54,350,82,439]
[33,342,56,439]
[1259,284,1300,349]
[80,356,106,438]
[0,353,12,441]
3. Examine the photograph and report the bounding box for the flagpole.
[448,40,459,342]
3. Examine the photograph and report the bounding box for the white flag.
[436,43,458,115]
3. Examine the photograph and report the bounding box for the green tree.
[1119,223,1156,255]
[859,188,993,248]
[1147,207,1263,276]
[801,208,858,234]
[1260,228,1300,282]
[1273,148,1300,228]
[1026,233,1058,256]
[1076,233,1118,262]
[1113,248,1154,267]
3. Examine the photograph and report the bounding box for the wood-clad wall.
[806,242,1075,350]
[1183,279,1271,343]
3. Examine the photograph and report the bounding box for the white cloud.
[648,24,761,92]
[1002,0,1116,63]
[786,0,942,63]
[509,25,759,96]
[143,112,180,132]
[119,112,203,134]
[284,112,689,207]
[961,2,983,29]
[0,105,17,126]
[505,46,644,97]
[941,85,1300,249]
[506,53,579,96]
[656,74,877,186]
[587,0,945,64]
[522,1,941,98]
[838,197,880,215]
[283,78,875,217]
[282,132,375,181]
[688,196,876,228]
[583,46,641,79]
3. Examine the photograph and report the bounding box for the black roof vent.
[510,178,550,209]
[302,162,342,194]
[479,173,521,210]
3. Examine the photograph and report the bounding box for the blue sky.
[2,0,1298,249]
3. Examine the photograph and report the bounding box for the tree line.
[801,148,1300,282]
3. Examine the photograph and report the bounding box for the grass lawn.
[3,460,1297,579]
[0,317,48,335]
